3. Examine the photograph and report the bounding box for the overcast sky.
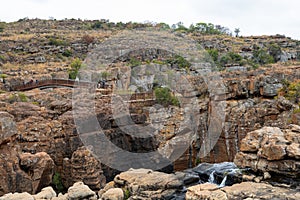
[1,0,299,39]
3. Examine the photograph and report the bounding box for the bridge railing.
[11,78,98,91]
[11,78,155,101]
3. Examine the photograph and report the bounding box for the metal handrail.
[11,79,155,102]
[11,78,95,91]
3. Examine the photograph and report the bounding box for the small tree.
[69,58,82,79]
[52,172,64,193]
[91,21,102,29]
[234,28,240,37]
[0,74,7,83]
[154,87,180,107]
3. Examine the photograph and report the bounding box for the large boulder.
[0,112,17,145]
[67,182,97,200]
[113,168,183,199]
[186,182,300,200]
[100,188,124,200]
[0,192,34,200]
[19,152,55,193]
[32,187,56,199]
[234,125,300,184]
[0,151,54,196]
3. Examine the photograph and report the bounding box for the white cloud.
[0,0,299,39]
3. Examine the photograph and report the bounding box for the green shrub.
[52,172,64,193]
[154,87,180,107]
[8,93,27,103]
[167,55,191,69]
[293,108,300,114]
[128,57,142,67]
[156,23,170,30]
[228,52,243,62]
[0,74,8,82]
[68,58,82,79]
[31,102,40,105]
[253,48,274,65]
[124,189,131,199]
[91,21,102,29]
[8,94,18,103]
[56,53,64,60]
[285,81,300,103]
[62,49,73,57]
[268,43,282,62]
[219,52,243,67]
[49,38,67,46]
[207,49,219,62]
[278,80,300,104]
[101,71,111,80]
[0,55,6,62]
[18,93,28,102]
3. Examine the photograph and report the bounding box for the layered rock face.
[234,125,300,184]
[0,88,162,194]
[0,146,54,196]
[191,66,300,165]
[0,89,107,195]
[0,110,55,196]
[0,65,299,196]
[62,147,106,190]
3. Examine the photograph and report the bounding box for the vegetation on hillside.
[0,18,299,75]
[68,58,82,79]
[52,172,65,193]
[206,44,281,70]
[154,87,180,107]
[278,79,300,104]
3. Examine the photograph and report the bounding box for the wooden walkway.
[11,79,94,91]
[10,78,155,102]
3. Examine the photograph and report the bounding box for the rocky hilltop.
[0,19,299,199]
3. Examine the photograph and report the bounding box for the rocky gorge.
[0,19,299,199]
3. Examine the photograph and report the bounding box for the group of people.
[23,79,38,86]
[97,80,107,89]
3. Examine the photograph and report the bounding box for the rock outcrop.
[98,168,184,200]
[0,182,97,200]
[186,182,300,200]
[0,150,54,196]
[100,188,124,200]
[234,125,300,185]
[62,147,106,190]
[0,112,17,145]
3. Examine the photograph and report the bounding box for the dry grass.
[1,33,54,41]
[2,62,69,72]
[63,30,115,41]
[2,28,114,42]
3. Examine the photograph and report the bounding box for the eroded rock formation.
[186,182,300,200]
[234,125,300,185]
